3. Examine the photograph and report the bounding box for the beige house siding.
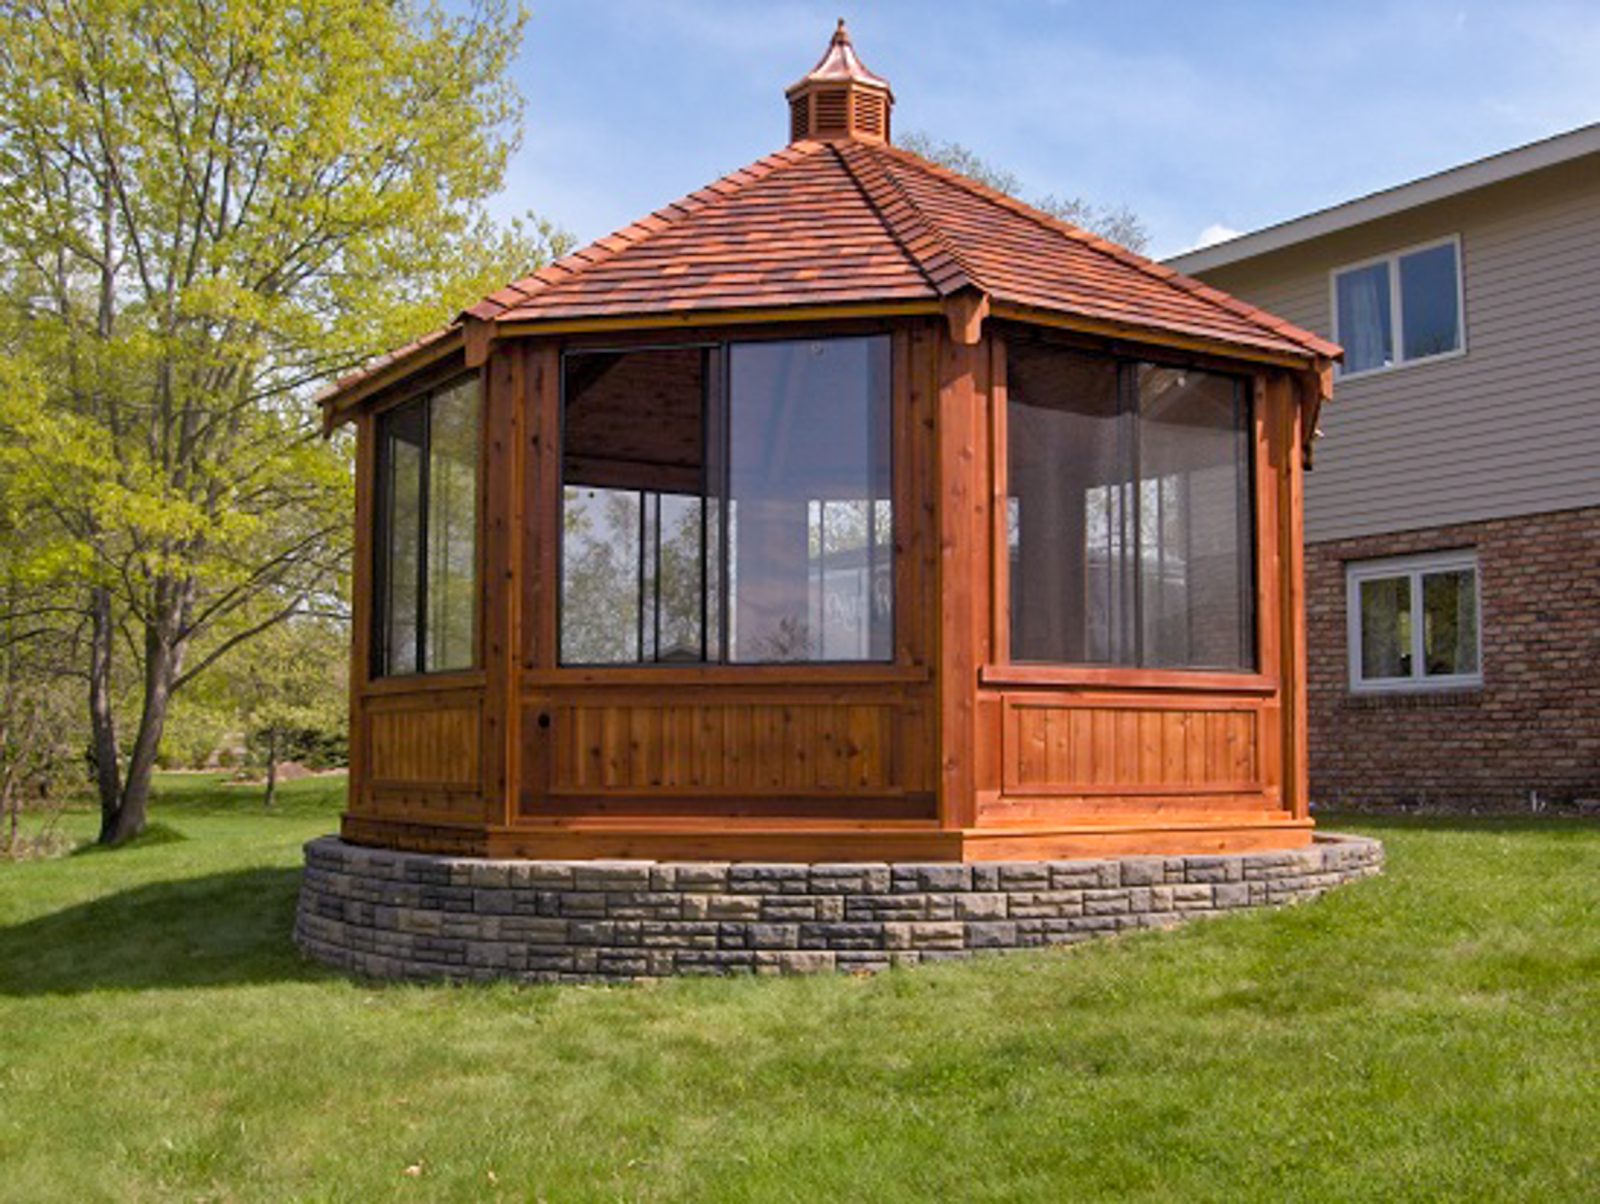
[1196,154,1600,543]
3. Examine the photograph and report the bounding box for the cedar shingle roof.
[464,139,1336,357]
[325,130,1337,407]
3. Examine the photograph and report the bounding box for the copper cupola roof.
[785,19,893,144]
[321,23,1339,423]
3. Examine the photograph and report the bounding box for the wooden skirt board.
[340,813,1312,862]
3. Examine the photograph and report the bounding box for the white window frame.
[1345,550,1482,694]
[1330,234,1466,380]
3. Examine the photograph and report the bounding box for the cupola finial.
[785,20,893,144]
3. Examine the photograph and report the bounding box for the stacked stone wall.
[295,835,1383,984]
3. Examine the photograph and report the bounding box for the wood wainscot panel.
[993,692,1273,822]
[519,695,936,819]
[366,701,482,788]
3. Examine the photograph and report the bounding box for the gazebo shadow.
[0,866,330,996]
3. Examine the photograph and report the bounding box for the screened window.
[1346,552,1481,691]
[373,375,480,676]
[1007,342,1254,671]
[559,336,892,666]
[1334,238,1462,376]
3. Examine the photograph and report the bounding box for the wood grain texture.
[366,705,481,788]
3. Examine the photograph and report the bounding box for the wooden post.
[935,302,989,830]
[346,413,375,819]
[480,345,523,827]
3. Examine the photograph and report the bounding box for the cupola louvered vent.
[785,20,893,145]
[789,95,809,143]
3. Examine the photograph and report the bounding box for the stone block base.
[294,834,1383,984]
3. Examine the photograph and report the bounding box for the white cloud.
[1194,223,1243,250]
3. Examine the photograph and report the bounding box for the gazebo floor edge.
[294,830,1381,984]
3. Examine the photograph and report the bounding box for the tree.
[0,0,568,843]
[897,131,1149,253]
[221,614,346,807]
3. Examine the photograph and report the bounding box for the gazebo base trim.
[295,832,1382,984]
[339,814,1316,863]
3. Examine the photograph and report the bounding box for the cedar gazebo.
[317,23,1339,867]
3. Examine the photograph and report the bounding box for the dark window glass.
[374,376,479,677]
[1399,242,1461,360]
[1136,366,1254,670]
[727,337,893,662]
[1006,341,1254,671]
[1007,346,1124,663]
[557,337,893,666]
[560,347,712,665]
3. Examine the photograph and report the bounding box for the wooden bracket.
[1297,357,1334,469]
[942,289,990,347]
[464,316,495,369]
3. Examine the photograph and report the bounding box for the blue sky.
[495,1,1600,259]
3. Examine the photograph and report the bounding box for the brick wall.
[1306,505,1600,809]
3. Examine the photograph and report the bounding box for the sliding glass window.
[373,375,480,676]
[1007,341,1254,671]
[558,336,893,666]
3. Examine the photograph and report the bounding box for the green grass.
[2,777,1596,1202]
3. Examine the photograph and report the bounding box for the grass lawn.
[1,776,1596,1202]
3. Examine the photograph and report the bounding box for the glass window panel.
[560,486,641,664]
[424,378,479,672]
[727,337,892,662]
[1359,575,1412,679]
[1336,261,1393,374]
[1399,242,1461,361]
[1006,343,1126,663]
[560,348,709,665]
[378,402,425,676]
[1422,568,1478,676]
[1137,366,1254,671]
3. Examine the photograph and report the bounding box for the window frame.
[370,371,483,680]
[1345,549,1483,694]
[1330,234,1466,381]
[555,333,896,670]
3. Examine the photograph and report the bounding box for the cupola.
[785,19,893,144]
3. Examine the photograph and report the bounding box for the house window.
[1346,552,1481,691]
[1006,341,1255,672]
[372,375,480,677]
[1333,237,1463,376]
[559,336,892,665]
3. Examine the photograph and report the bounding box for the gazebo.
[315,22,1342,868]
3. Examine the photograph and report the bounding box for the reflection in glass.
[1006,343,1253,671]
[727,337,893,663]
[1399,242,1461,360]
[1422,569,1477,676]
[1360,576,1412,679]
[374,379,479,678]
[425,378,479,672]
[1137,366,1253,671]
[379,404,425,675]
[559,347,712,665]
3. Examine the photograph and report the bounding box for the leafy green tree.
[898,131,1149,253]
[0,0,567,843]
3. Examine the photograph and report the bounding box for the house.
[1170,125,1600,810]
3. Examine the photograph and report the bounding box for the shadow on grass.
[0,866,330,996]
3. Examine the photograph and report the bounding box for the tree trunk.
[264,729,278,809]
[106,623,183,845]
[89,586,124,844]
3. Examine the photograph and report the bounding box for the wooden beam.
[942,289,990,346]
[494,301,944,339]
[990,302,1315,371]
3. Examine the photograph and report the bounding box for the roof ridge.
[878,145,1340,361]
[463,141,831,323]
[833,141,982,298]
